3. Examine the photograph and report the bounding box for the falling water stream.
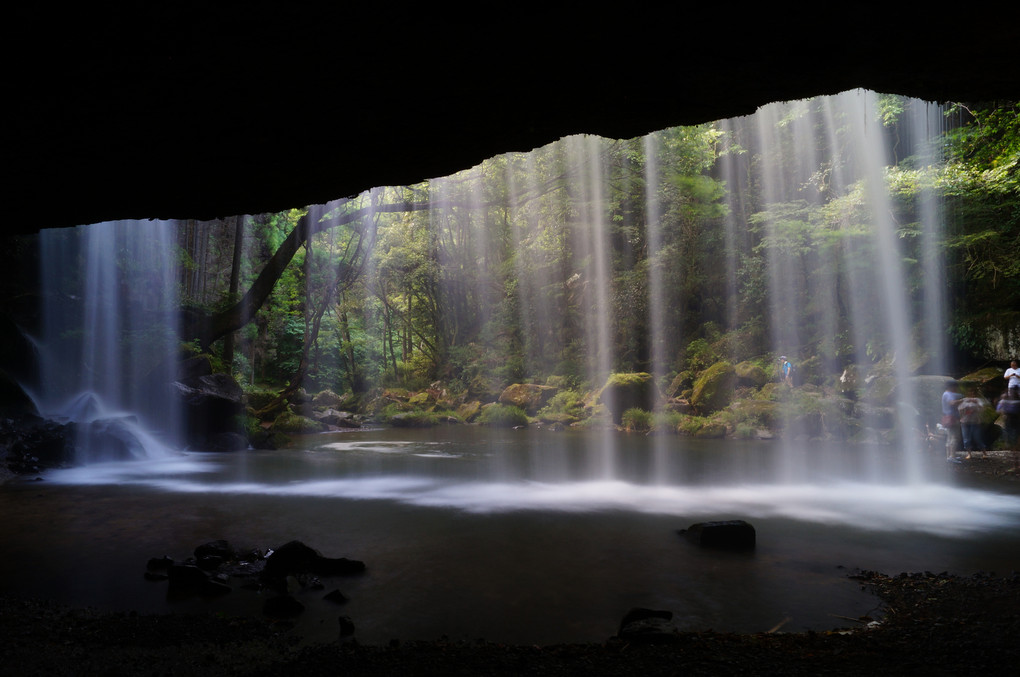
[7,91,1020,645]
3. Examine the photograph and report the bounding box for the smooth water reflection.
[12,427,1020,645]
[47,427,1020,536]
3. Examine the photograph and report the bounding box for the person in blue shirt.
[779,356,792,386]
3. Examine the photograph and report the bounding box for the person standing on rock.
[941,380,963,460]
[779,356,793,386]
[996,391,1020,451]
[958,386,988,460]
[1004,360,1020,399]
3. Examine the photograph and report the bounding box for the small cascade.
[37,220,182,463]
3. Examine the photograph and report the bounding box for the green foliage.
[478,404,529,428]
[537,389,585,424]
[621,407,653,432]
[172,97,1019,404]
[653,410,683,432]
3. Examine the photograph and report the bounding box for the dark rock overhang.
[8,6,1020,233]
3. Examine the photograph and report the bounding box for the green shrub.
[653,410,683,433]
[478,403,529,428]
[621,408,653,432]
[677,414,710,436]
[537,389,586,424]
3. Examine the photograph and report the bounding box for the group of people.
[940,360,1020,461]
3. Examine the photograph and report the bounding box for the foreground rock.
[678,520,756,550]
[146,539,365,608]
[617,607,679,643]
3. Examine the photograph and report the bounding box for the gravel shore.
[3,569,1019,676]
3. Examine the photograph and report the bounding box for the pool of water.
[2,427,1019,645]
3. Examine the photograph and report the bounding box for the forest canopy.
[171,95,1018,406]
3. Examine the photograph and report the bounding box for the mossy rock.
[498,383,558,414]
[272,410,326,434]
[408,391,433,406]
[693,421,727,439]
[728,398,780,429]
[388,411,440,427]
[598,373,659,424]
[312,389,345,408]
[865,373,897,407]
[691,362,735,414]
[244,388,280,411]
[960,367,1006,398]
[456,400,482,422]
[286,388,313,405]
[734,361,768,388]
[666,371,693,398]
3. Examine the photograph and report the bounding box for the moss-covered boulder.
[498,384,558,414]
[691,362,735,414]
[960,367,1006,398]
[864,372,897,407]
[598,373,659,424]
[272,410,326,434]
[734,361,768,388]
[728,398,780,430]
[456,400,482,422]
[312,389,345,409]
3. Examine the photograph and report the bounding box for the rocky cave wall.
[7,6,1020,233]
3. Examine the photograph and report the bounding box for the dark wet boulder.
[1,414,74,473]
[171,372,246,450]
[617,607,678,643]
[205,431,249,452]
[338,615,355,637]
[678,520,756,550]
[312,408,362,429]
[166,564,209,595]
[146,555,174,571]
[176,354,213,382]
[263,541,366,581]
[323,589,349,604]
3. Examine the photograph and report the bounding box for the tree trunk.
[221,215,245,368]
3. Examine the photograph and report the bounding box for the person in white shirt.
[1005,360,1020,399]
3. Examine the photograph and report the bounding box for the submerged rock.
[617,607,678,643]
[678,520,756,550]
